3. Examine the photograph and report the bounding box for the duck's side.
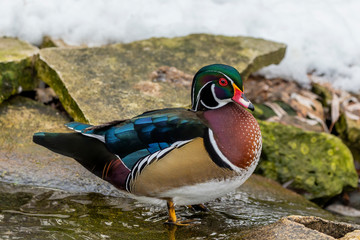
[128,103,261,205]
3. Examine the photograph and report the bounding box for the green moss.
[0,37,38,62]
[335,114,360,163]
[300,143,309,155]
[311,82,332,107]
[252,103,276,120]
[257,120,358,200]
[35,56,87,122]
[0,38,39,104]
[0,57,38,104]
[275,101,297,115]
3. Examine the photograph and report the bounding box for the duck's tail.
[33,132,118,179]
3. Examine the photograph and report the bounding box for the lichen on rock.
[257,120,358,200]
[0,37,39,104]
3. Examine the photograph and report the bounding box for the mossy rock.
[0,37,39,104]
[335,113,360,163]
[257,120,358,200]
[311,82,333,107]
[36,34,286,124]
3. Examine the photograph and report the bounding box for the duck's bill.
[231,84,255,111]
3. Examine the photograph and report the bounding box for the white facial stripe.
[192,70,235,111]
[194,81,213,111]
[199,85,228,110]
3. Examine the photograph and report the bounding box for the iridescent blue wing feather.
[66,108,207,170]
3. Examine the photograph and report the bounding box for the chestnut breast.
[203,103,262,169]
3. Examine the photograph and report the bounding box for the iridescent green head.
[191,64,254,111]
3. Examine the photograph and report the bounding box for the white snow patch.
[1,0,359,92]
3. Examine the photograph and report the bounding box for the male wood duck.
[33,64,262,225]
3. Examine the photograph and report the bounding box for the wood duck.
[33,64,262,225]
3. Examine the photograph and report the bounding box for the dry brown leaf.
[329,93,340,132]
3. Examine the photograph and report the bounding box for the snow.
[0,0,359,92]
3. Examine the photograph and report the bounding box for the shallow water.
[0,181,357,240]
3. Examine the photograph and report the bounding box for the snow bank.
[0,0,359,92]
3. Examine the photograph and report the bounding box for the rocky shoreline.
[1,34,360,238]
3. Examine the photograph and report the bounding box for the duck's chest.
[203,103,262,170]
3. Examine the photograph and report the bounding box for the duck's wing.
[66,108,208,170]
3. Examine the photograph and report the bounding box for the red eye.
[219,78,228,86]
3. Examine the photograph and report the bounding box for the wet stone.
[0,176,340,239]
[0,96,121,195]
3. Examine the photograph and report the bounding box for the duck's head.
[191,64,254,112]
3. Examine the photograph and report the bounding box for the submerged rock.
[35,34,286,124]
[0,37,39,104]
[257,121,358,200]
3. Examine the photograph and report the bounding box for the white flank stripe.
[207,129,242,172]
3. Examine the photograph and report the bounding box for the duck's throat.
[203,103,262,169]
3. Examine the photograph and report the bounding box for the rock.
[40,35,84,49]
[311,81,333,108]
[239,215,360,240]
[35,34,286,124]
[0,37,39,104]
[340,230,360,240]
[257,120,358,200]
[336,112,360,164]
[310,80,360,163]
[0,96,120,194]
[326,203,360,218]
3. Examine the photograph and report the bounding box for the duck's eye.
[218,78,228,87]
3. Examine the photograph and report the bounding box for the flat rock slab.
[0,37,39,103]
[0,96,120,195]
[239,215,360,240]
[36,34,286,124]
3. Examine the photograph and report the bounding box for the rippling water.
[0,181,355,240]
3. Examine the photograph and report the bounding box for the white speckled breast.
[204,102,262,170]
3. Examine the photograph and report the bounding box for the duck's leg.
[167,200,178,223]
[187,204,209,212]
[165,200,194,226]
